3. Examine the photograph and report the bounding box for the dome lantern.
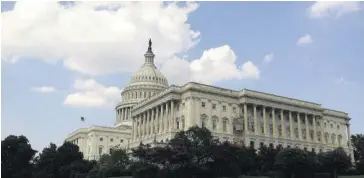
[143,38,155,67]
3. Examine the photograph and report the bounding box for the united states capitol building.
[66,40,354,161]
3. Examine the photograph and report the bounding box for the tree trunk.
[332,169,337,178]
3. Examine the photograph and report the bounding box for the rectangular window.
[223,120,227,132]
[177,120,180,129]
[213,120,217,130]
[99,147,102,155]
[212,104,216,109]
[202,120,206,128]
[223,106,227,112]
[233,107,236,113]
[201,102,206,108]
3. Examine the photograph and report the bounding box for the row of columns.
[243,103,351,146]
[243,103,321,143]
[132,100,176,141]
[116,107,132,123]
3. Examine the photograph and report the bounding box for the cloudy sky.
[2,1,363,151]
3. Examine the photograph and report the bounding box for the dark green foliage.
[351,134,364,174]
[1,135,37,178]
[318,147,352,178]
[33,141,95,178]
[274,148,316,178]
[2,129,364,178]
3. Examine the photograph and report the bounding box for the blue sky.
[1,1,363,152]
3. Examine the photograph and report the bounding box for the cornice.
[241,89,322,110]
[323,109,349,119]
[66,126,131,140]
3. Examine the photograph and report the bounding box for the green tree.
[274,148,316,178]
[33,141,94,178]
[94,148,131,178]
[318,147,352,178]
[351,134,364,174]
[256,144,281,175]
[1,135,37,178]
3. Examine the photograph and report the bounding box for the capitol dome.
[129,61,169,88]
[118,39,169,106]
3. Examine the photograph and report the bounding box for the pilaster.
[253,105,257,134]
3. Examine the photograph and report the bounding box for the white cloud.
[2,1,200,76]
[31,86,56,93]
[160,56,191,86]
[64,79,122,108]
[161,45,260,85]
[297,34,313,46]
[309,2,361,19]
[263,53,274,64]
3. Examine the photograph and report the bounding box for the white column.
[151,108,155,134]
[161,104,164,133]
[123,108,126,120]
[147,110,150,136]
[297,113,302,140]
[157,106,161,133]
[116,109,119,123]
[313,115,317,142]
[143,112,146,137]
[165,102,169,132]
[171,100,174,131]
[129,107,132,120]
[281,109,285,138]
[253,105,257,134]
[263,106,267,136]
[133,117,137,141]
[305,114,309,141]
[244,103,248,134]
[347,123,352,146]
[289,111,294,139]
[272,108,276,137]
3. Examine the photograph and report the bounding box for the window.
[100,137,103,141]
[182,103,185,108]
[223,120,227,132]
[176,118,180,129]
[250,141,255,148]
[269,124,273,135]
[337,125,340,130]
[331,124,333,128]
[110,148,113,154]
[110,138,113,142]
[99,147,103,155]
[222,106,227,112]
[120,139,124,143]
[338,135,342,145]
[201,102,206,108]
[181,117,185,129]
[212,104,216,109]
[212,119,217,130]
[233,107,236,113]
[331,134,336,144]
